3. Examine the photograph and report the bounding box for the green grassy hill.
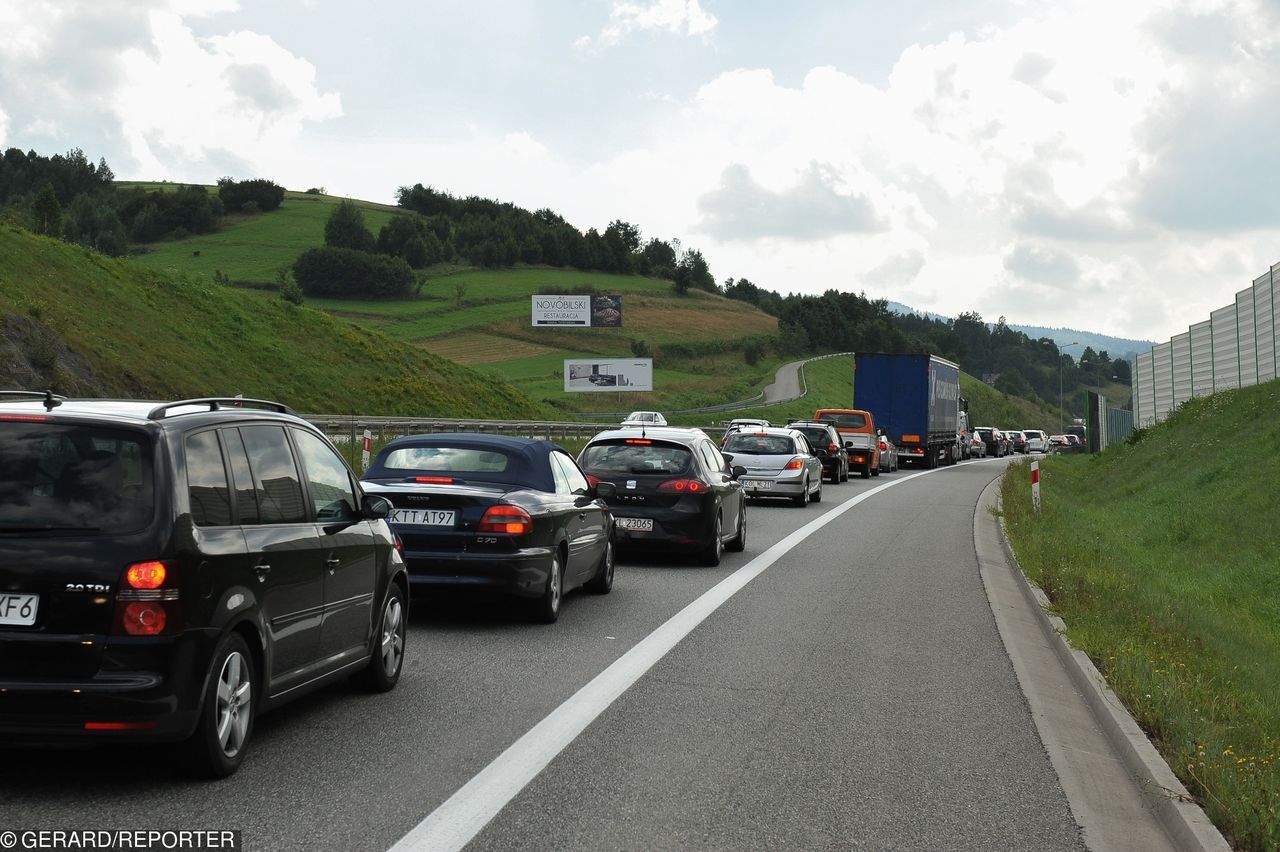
[0,223,549,418]
[119,187,780,415]
[1000,379,1280,850]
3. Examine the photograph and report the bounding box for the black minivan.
[0,392,408,776]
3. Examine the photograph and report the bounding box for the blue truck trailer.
[853,353,962,468]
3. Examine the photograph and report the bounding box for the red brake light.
[126,561,166,590]
[0,414,52,422]
[624,439,651,445]
[415,476,455,484]
[783,458,804,471]
[84,721,159,731]
[827,442,838,452]
[879,441,887,451]
[658,479,709,493]
[479,504,532,534]
[114,560,180,636]
[586,474,602,487]
[120,602,168,635]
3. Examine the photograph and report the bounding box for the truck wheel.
[861,464,871,479]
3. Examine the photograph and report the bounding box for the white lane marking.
[390,465,947,852]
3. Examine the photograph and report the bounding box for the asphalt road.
[3,457,1098,851]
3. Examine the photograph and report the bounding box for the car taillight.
[879,440,887,451]
[783,458,804,471]
[415,476,454,484]
[113,560,180,637]
[657,479,709,493]
[393,532,404,556]
[827,442,838,453]
[478,504,533,534]
[853,455,865,463]
[586,474,602,487]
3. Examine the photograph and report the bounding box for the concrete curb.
[980,477,1232,852]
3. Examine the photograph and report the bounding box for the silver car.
[721,426,824,507]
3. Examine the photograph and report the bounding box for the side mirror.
[813,447,828,457]
[363,494,392,520]
[721,451,735,465]
[731,465,747,480]
[594,481,617,500]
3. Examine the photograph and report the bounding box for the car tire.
[841,462,849,482]
[725,505,746,553]
[585,533,615,594]
[354,583,406,693]
[871,463,880,477]
[183,631,255,779]
[811,479,822,503]
[793,477,810,507]
[532,551,564,623]
[700,514,724,566]
[861,464,871,479]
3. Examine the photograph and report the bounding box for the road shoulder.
[974,476,1232,852]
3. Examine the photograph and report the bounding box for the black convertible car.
[361,434,616,622]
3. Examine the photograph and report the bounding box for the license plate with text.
[0,593,38,626]
[390,508,457,526]
[616,517,654,531]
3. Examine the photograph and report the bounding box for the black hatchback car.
[785,420,849,483]
[0,392,407,777]
[577,427,747,566]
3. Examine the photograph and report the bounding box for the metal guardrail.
[304,352,856,461]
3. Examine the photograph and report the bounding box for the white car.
[1023,429,1049,453]
[621,410,667,427]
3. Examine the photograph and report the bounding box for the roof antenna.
[43,390,62,412]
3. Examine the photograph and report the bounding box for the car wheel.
[811,479,822,503]
[700,514,724,566]
[793,477,810,507]
[841,462,849,482]
[871,463,880,477]
[183,632,255,778]
[861,464,871,479]
[585,533,615,594]
[725,504,746,553]
[354,583,406,692]
[532,551,564,623]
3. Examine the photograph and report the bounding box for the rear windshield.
[723,434,798,455]
[0,421,155,534]
[579,440,692,475]
[1024,431,1043,438]
[794,427,831,446]
[817,413,867,429]
[380,445,512,474]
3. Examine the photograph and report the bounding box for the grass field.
[999,380,1280,851]
[0,223,550,419]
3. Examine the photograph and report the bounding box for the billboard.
[564,359,653,392]
[532,294,623,327]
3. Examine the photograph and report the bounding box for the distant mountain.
[886,302,1154,362]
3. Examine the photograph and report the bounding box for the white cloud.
[578,0,717,49]
[112,9,341,180]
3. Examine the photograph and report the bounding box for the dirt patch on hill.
[0,312,108,395]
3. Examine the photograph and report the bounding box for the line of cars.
[972,427,1055,457]
[1,390,1043,780]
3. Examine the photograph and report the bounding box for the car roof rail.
[0,389,67,411]
[147,397,295,420]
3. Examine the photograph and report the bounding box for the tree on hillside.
[325,200,376,251]
[31,183,63,236]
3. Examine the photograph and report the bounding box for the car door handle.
[253,563,271,582]
[326,557,341,572]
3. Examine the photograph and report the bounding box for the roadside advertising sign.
[564,358,652,392]
[532,295,623,327]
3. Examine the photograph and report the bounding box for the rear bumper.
[0,630,215,744]
[402,547,554,599]
[607,506,718,552]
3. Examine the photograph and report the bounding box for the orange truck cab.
[813,408,881,478]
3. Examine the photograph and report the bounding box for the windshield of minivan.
[0,422,154,533]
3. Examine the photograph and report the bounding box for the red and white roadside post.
[1030,460,1041,513]
[361,429,373,471]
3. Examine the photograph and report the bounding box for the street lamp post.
[1059,341,1079,434]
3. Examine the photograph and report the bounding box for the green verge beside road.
[999,380,1280,852]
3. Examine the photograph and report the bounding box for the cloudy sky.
[3,0,1279,342]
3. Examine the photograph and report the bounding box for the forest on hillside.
[0,146,1126,409]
